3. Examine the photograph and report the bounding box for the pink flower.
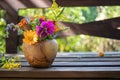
[39,18,45,24]
[36,25,41,35]
[36,21,55,38]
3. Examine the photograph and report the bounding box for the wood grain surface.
[0,52,120,79]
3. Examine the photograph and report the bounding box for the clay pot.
[22,39,58,68]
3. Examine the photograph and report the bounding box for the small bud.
[98,51,104,57]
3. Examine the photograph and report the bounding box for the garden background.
[0,6,120,53]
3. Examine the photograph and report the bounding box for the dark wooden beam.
[0,0,18,24]
[58,17,120,40]
[6,30,18,53]
[1,0,120,23]
[1,0,120,9]
[55,0,120,6]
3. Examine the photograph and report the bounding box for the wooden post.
[6,29,18,53]
[0,0,19,53]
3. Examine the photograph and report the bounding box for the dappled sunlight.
[117,27,120,30]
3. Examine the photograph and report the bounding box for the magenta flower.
[36,25,41,35]
[39,18,45,24]
[36,21,55,38]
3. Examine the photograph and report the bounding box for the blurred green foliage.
[1,6,120,53]
[0,10,6,53]
[18,6,120,52]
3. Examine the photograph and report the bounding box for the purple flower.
[36,21,55,38]
[39,18,45,24]
[36,25,41,35]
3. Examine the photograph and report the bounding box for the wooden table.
[0,52,120,80]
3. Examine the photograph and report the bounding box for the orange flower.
[40,16,45,20]
[54,26,61,32]
[98,51,104,57]
[21,19,27,25]
[31,17,35,22]
[23,30,38,45]
[18,19,28,28]
[18,23,23,27]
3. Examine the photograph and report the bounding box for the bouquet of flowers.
[18,15,64,45]
[18,1,66,45]
[17,0,67,67]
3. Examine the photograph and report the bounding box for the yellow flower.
[23,30,38,44]
[1,62,21,70]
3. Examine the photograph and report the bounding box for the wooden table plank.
[0,52,120,79]
[55,57,120,62]
[19,57,120,62]
[2,67,120,71]
[0,79,119,80]
[20,61,120,67]
[0,67,120,78]
[1,79,117,80]
[4,52,120,58]
[56,52,120,58]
